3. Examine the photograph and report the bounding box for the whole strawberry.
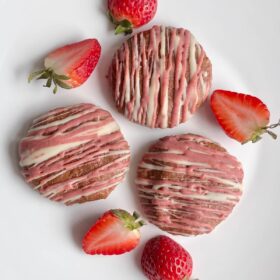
[108,0,157,35]
[82,209,144,255]
[210,90,280,144]
[141,235,193,280]
[28,39,101,94]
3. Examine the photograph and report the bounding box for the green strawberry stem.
[133,211,146,226]
[112,209,145,230]
[114,20,133,35]
[242,119,280,144]
[28,68,71,94]
[264,119,280,139]
[107,12,133,35]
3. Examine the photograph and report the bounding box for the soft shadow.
[96,0,115,33]
[6,109,56,202]
[70,211,103,249]
[14,49,46,81]
[95,39,126,113]
[96,0,107,13]
[193,97,219,129]
[133,239,147,273]
[127,140,154,218]
[8,112,35,177]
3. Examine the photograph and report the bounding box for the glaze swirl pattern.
[109,25,212,128]
[19,103,130,205]
[136,134,243,236]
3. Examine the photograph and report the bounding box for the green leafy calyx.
[28,68,71,94]
[108,12,133,35]
[242,119,280,144]
[112,209,145,231]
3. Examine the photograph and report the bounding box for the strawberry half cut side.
[28,38,101,94]
[210,90,280,144]
[82,209,145,255]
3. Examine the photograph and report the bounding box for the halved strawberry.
[82,209,144,255]
[210,90,280,144]
[28,38,101,94]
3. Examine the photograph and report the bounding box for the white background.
[0,0,280,279]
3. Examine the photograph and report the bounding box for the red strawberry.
[210,90,280,144]
[108,0,157,35]
[141,235,193,280]
[82,209,144,255]
[28,39,101,94]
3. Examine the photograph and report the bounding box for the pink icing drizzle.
[19,103,130,205]
[110,25,212,128]
[136,134,243,236]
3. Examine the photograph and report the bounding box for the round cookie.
[136,134,243,236]
[109,25,212,128]
[19,103,130,205]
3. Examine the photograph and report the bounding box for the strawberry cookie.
[109,25,212,128]
[19,103,130,205]
[136,134,243,236]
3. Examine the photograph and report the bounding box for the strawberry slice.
[82,209,144,255]
[28,38,101,94]
[210,90,280,144]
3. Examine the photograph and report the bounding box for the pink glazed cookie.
[109,25,212,128]
[19,103,130,205]
[136,134,243,236]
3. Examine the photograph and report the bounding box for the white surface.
[0,0,280,279]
